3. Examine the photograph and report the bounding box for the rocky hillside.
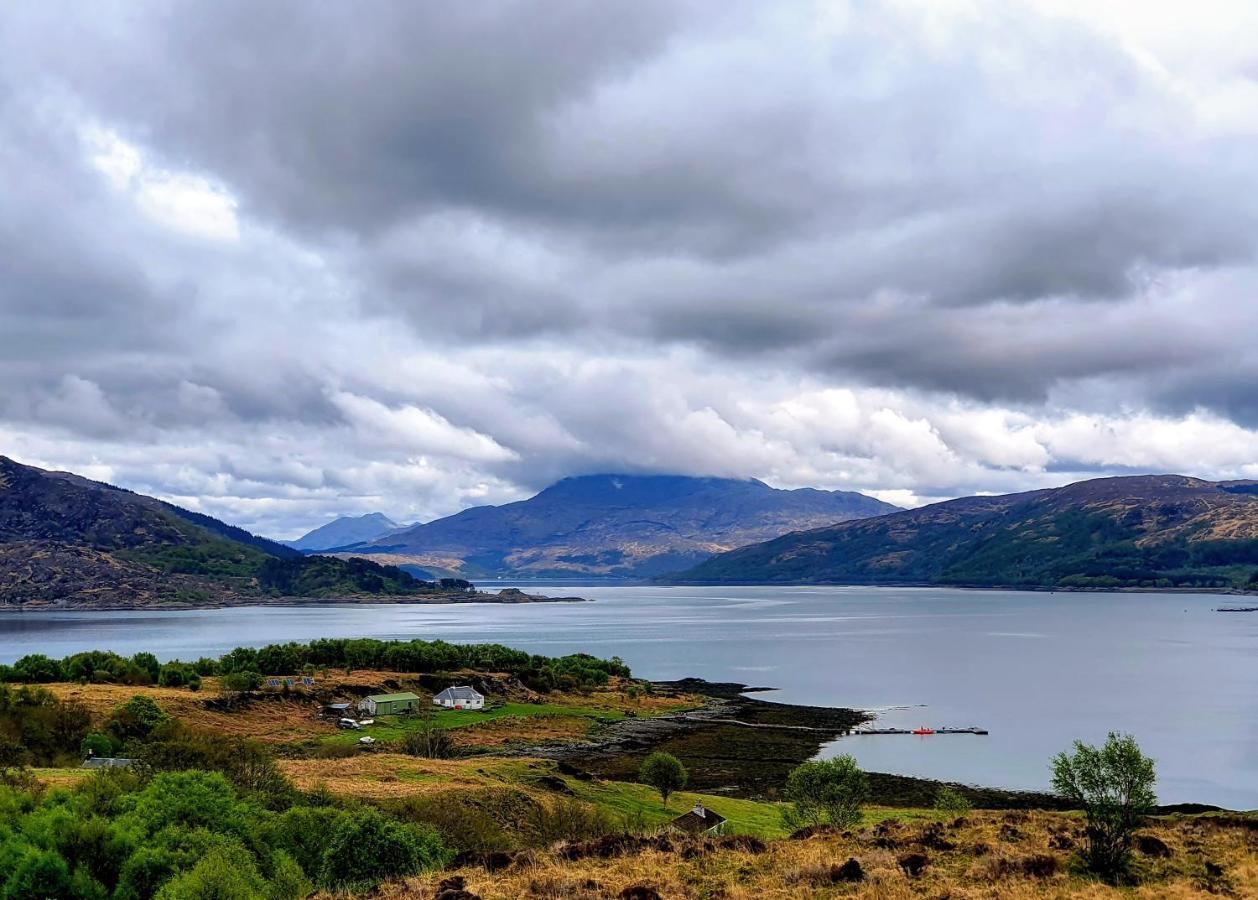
[353,474,897,578]
[674,474,1258,590]
[0,457,450,609]
[283,512,401,551]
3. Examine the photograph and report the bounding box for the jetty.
[844,725,988,736]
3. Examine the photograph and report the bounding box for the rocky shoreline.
[516,678,1074,810]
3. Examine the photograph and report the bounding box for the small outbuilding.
[321,702,352,719]
[669,802,727,836]
[81,757,135,770]
[358,691,422,716]
[432,685,485,710]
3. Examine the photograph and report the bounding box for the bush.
[318,807,446,890]
[1051,732,1156,878]
[152,844,269,900]
[80,733,115,760]
[400,716,456,759]
[783,755,868,829]
[523,797,617,846]
[639,752,687,808]
[106,695,169,745]
[933,786,972,816]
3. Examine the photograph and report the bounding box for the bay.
[2,585,1255,808]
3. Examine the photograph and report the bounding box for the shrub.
[152,844,268,900]
[106,695,169,745]
[400,717,456,759]
[1051,732,1156,878]
[783,755,868,829]
[639,752,687,808]
[933,786,972,816]
[318,807,446,890]
[80,733,115,760]
[523,797,617,846]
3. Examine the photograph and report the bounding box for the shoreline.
[519,678,1081,811]
[0,588,590,613]
[661,580,1255,595]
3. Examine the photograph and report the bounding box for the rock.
[898,852,930,878]
[435,875,481,900]
[619,887,662,900]
[829,858,865,882]
[1135,833,1172,858]
[998,823,1023,842]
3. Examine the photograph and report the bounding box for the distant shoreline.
[660,580,1254,595]
[0,588,590,613]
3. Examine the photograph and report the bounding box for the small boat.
[912,726,935,735]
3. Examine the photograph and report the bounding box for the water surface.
[2,586,1254,807]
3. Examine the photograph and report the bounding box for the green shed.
[358,691,421,716]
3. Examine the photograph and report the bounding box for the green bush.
[933,785,972,816]
[783,755,868,829]
[80,733,115,760]
[318,807,446,890]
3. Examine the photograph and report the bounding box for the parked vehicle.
[337,718,361,730]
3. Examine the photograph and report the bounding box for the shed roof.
[434,685,483,701]
[670,804,727,833]
[82,757,135,769]
[365,691,421,703]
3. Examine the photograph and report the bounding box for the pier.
[841,726,988,736]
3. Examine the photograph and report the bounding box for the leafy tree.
[130,652,161,685]
[783,755,868,829]
[1,846,71,900]
[0,737,29,779]
[318,807,446,891]
[106,695,170,745]
[933,785,972,816]
[1051,732,1156,878]
[639,752,688,808]
[80,733,115,759]
[219,670,263,695]
[152,844,270,900]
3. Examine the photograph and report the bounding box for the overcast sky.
[3,1,1258,538]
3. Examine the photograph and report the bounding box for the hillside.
[353,474,898,578]
[0,456,455,609]
[674,474,1258,590]
[283,512,401,551]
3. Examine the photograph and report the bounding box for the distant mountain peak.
[284,512,401,552]
[360,472,897,579]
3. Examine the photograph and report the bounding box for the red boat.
[912,726,935,735]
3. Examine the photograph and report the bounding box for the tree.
[1051,732,1156,878]
[81,733,115,759]
[639,752,687,808]
[318,807,446,890]
[401,706,456,759]
[783,755,868,829]
[933,785,971,816]
[106,695,170,745]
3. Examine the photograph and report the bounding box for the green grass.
[320,702,628,746]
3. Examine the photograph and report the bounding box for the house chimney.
[692,802,705,818]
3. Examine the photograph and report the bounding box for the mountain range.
[674,474,1258,590]
[332,474,899,579]
[284,512,402,551]
[0,456,455,609]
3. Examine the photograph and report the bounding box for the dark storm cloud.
[3,1,1258,534]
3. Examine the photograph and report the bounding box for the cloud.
[1,1,1257,536]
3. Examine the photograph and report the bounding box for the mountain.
[0,456,451,609]
[351,474,898,578]
[673,474,1258,590]
[284,512,401,551]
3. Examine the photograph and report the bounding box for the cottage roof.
[434,685,483,701]
[82,757,135,769]
[669,803,727,833]
[364,691,421,703]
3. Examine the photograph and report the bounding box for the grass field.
[391,808,1258,899]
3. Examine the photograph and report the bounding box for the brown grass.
[384,810,1258,899]
[278,754,550,800]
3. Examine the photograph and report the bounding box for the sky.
[3,1,1258,539]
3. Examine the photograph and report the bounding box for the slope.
[358,474,898,578]
[673,474,1258,590]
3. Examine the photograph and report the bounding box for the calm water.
[2,586,1255,808]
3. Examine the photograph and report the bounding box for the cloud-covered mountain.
[351,473,897,578]
[674,474,1258,590]
[284,512,401,552]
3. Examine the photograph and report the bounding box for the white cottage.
[432,685,484,710]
